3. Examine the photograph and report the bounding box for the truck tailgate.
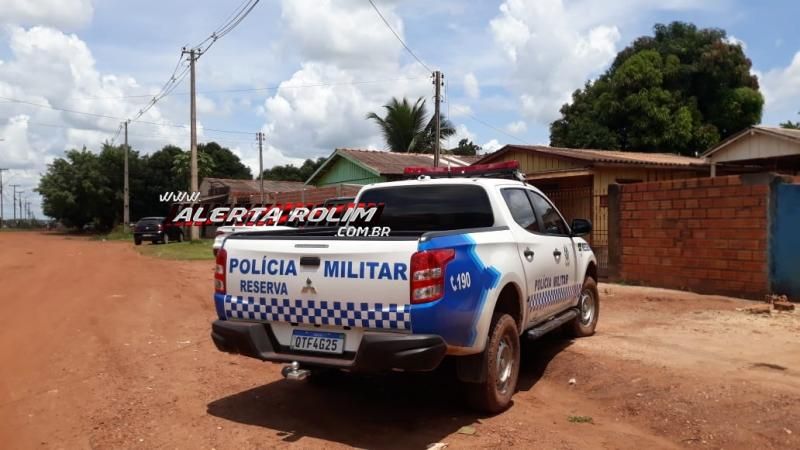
[219,238,417,338]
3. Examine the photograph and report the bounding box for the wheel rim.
[495,335,514,394]
[579,289,595,325]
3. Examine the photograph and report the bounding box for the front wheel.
[467,313,520,414]
[568,277,599,337]
[134,237,142,246]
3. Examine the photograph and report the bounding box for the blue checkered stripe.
[527,284,582,311]
[223,295,411,330]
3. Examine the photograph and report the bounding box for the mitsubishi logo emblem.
[301,277,317,294]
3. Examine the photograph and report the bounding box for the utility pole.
[10,184,20,223]
[16,190,23,225]
[432,70,443,168]
[123,120,130,232]
[256,131,265,204]
[183,46,200,241]
[0,168,7,228]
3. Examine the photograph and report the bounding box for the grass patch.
[92,225,134,241]
[567,415,594,424]
[135,239,214,260]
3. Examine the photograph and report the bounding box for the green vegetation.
[567,415,594,424]
[261,157,327,182]
[92,224,133,241]
[36,141,251,231]
[367,97,455,152]
[135,239,214,260]
[550,22,764,155]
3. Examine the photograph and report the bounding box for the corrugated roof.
[202,177,306,194]
[337,149,474,175]
[703,125,800,157]
[478,145,707,167]
[754,126,800,142]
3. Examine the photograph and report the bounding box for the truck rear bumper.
[211,320,447,372]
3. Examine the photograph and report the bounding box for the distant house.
[703,126,800,176]
[305,148,479,187]
[199,177,306,204]
[475,145,709,276]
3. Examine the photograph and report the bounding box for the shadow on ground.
[207,335,573,449]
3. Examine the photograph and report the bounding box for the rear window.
[137,218,164,226]
[357,184,494,232]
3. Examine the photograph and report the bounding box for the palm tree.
[367,97,455,153]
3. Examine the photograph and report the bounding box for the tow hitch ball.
[281,361,310,381]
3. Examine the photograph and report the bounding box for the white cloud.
[259,0,436,162]
[0,26,192,217]
[724,35,747,51]
[757,51,800,123]
[448,103,473,118]
[279,0,402,71]
[0,0,94,29]
[463,73,480,99]
[490,0,621,124]
[482,139,502,153]
[451,123,475,145]
[506,120,527,134]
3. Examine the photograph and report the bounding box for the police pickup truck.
[211,162,598,412]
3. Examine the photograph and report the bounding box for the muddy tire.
[568,277,599,337]
[467,313,520,414]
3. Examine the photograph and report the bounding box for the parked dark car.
[133,217,183,245]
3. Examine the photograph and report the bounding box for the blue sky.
[1,0,799,218]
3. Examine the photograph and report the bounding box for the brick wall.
[610,174,770,299]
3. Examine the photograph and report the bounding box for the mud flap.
[456,351,488,383]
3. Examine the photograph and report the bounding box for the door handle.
[523,248,534,261]
[553,249,562,258]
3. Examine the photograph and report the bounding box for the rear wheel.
[568,277,599,337]
[162,233,170,245]
[467,313,520,413]
[175,231,183,242]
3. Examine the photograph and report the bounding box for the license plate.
[290,330,345,354]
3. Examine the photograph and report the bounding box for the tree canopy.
[37,141,254,230]
[550,22,764,155]
[367,97,455,152]
[450,138,481,156]
[780,112,800,130]
[261,157,327,182]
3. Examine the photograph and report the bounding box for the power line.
[465,113,527,144]
[0,95,253,135]
[367,0,432,72]
[73,77,429,101]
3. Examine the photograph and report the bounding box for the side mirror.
[570,218,592,237]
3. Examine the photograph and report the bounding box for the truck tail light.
[410,248,455,304]
[214,248,227,293]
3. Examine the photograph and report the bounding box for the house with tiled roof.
[475,144,711,276]
[304,148,476,187]
[199,177,307,204]
[703,126,800,175]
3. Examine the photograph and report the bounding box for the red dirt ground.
[0,232,798,449]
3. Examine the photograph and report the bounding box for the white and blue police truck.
[211,162,599,412]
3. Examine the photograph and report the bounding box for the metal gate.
[771,184,800,299]
[541,187,608,277]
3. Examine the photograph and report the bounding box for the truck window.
[527,191,569,236]
[356,185,494,232]
[501,188,539,233]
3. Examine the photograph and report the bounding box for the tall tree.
[200,142,252,179]
[451,138,481,156]
[262,157,327,182]
[550,22,764,155]
[367,97,455,152]
[780,112,800,130]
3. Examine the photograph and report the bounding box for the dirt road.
[0,233,798,449]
